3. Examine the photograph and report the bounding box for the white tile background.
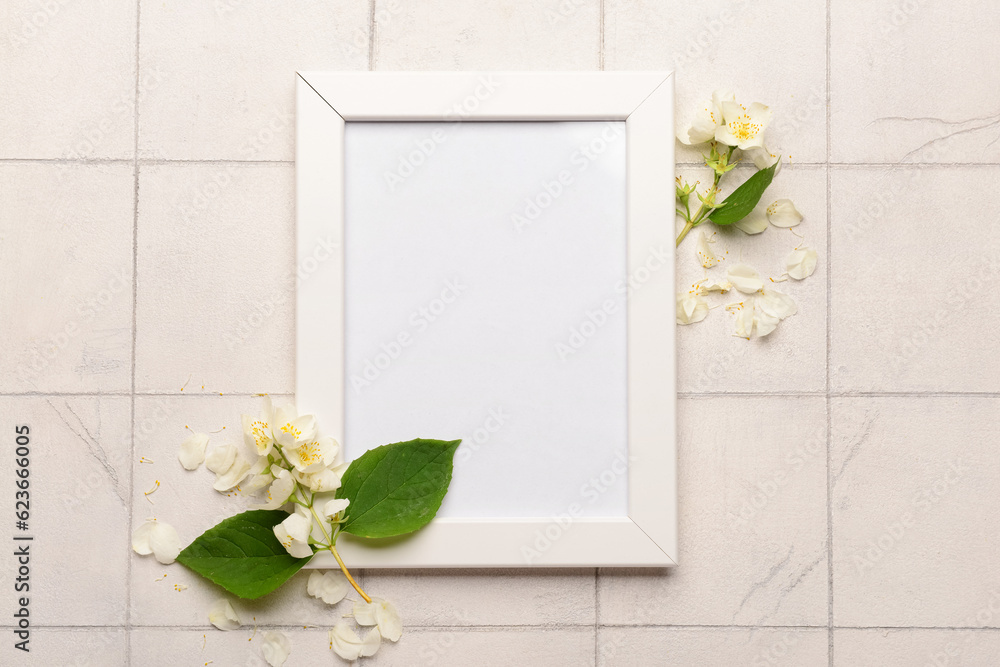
[2,0,999,665]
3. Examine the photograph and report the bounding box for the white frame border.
[296,71,676,568]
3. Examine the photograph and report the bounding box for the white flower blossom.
[178,432,209,470]
[258,468,296,510]
[786,246,818,280]
[242,396,276,457]
[292,466,344,494]
[273,510,314,559]
[208,598,241,631]
[283,436,339,474]
[132,518,181,565]
[322,498,350,519]
[716,101,771,150]
[261,631,291,667]
[696,230,722,268]
[676,292,709,325]
[727,264,764,294]
[767,199,803,228]
[272,403,318,450]
[677,90,734,145]
[307,570,350,605]
[354,598,403,642]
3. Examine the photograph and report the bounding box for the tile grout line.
[598,0,605,71]
[126,0,142,660]
[368,0,377,71]
[4,390,1000,398]
[825,0,834,663]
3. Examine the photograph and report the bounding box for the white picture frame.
[296,71,676,568]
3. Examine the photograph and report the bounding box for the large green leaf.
[176,510,311,599]
[336,438,460,539]
[708,161,779,226]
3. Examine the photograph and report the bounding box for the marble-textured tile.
[19,628,127,666]
[368,627,595,667]
[598,627,828,667]
[361,569,595,626]
[131,627,331,667]
[0,163,134,393]
[835,629,1000,667]
[830,167,1000,393]
[676,166,827,393]
[0,397,130,625]
[832,397,1000,627]
[606,0,828,164]
[373,0,600,70]
[134,163,295,395]
[831,0,1000,163]
[599,396,828,626]
[0,0,137,159]
[138,0,370,160]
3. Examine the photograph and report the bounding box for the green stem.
[307,503,370,603]
[676,220,694,247]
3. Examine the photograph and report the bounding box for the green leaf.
[176,510,311,600]
[336,438,460,539]
[708,160,779,226]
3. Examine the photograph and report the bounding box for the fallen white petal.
[208,598,241,631]
[753,302,781,337]
[727,264,764,294]
[785,246,818,280]
[757,287,798,320]
[374,599,403,642]
[213,453,251,492]
[696,230,722,268]
[133,519,181,564]
[307,570,350,605]
[697,278,731,294]
[205,443,237,475]
[676,292,709,325]
[733,303,755,339]
[329,620,364,661]
[744,144,782,176]
[178,432,209,470]
[767,199,803,228]
[360,626,382,657]
[733,209,768,235]
[261,631,291,667]
[354,600,378,626]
